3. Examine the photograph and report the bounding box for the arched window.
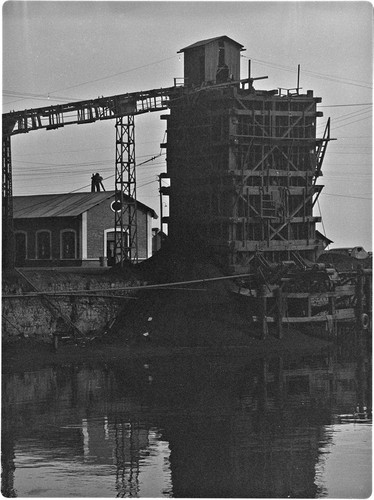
[15,231,27,265]
[36,230,51,260]
[60,230,77,259]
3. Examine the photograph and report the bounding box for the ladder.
[314,118,330,184]
[262,193,276,218]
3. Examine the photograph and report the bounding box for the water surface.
[2,340,371,497]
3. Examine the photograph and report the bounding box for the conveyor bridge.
[3,86,180,135]
[2,85,183,268]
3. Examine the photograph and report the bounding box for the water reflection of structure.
[114,422,141,497]
[1,429,16,498]
[160,356,328,497]
[1,342,371,498]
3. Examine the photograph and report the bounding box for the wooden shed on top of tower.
[178,36,245,87]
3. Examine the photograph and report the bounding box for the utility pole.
[158,175,163,236]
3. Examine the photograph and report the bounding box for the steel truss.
[115,115,138,265]
[3,87,178,136]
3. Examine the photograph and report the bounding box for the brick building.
[13,192,157,267]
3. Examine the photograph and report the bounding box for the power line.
[12,141,164,159]
[12,152,165,169]
[317,108,372,130]
[323,164,372,167]
[322,192,371,200]
[333,107,372,120]
[242,54,372,89]
[327,152,372,155]
[67,153,165,193]
[317,199,327,238]
[49,55,178,94]
[318,110,372,129]
[3,90,83,105]
[3,54,178,108]
[332,115,372,131]
[322,107,372,124]
[320,103,372,108]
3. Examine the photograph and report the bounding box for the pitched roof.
[13,191,157,219]
[178,36,244,53]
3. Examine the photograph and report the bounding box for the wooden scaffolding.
[163,85,331,274]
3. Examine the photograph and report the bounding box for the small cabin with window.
[13,192,157,267]
[178,35,244,87]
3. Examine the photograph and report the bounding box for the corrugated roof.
[178,36,244,53]
[13,192,157,219]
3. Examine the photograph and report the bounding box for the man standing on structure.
[91,173,105,192]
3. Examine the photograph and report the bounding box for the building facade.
[13,192,156,267]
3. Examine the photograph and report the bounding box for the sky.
[2,1,373,250]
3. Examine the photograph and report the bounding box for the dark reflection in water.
[2,333,371,498]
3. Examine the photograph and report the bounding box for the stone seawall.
[2,268,142,343]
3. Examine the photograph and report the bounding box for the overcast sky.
[3,1,372,250]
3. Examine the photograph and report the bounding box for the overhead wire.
[3,54,180,108]
[317,106,372,128]
[331,115,372,131]
[5,48,371,111]
[316,200,327,239]
[12,139,165,158]
[66,151,165,193]
[12,154,164,169]
[8,51,371,210]
[320,103,372,108]
[317,111,372,132]
[331,107,372,121]
[44,55,179,95]
[3,90,83,105]
[322,192,371,200]
[12,142,166,197]
[241,54,372,89]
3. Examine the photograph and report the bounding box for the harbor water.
[2,331,371,498]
